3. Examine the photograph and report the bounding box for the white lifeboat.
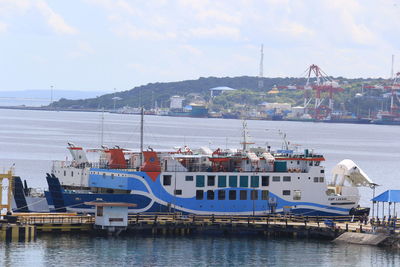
[262,152,275,163]
[246,152,259,166]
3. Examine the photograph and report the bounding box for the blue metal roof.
[372,190,400,202]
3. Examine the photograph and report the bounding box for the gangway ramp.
[333,232,389,246]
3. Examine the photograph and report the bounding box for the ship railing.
[17,214,95,225]
[53,160,93,168]
[90,162,138,170]
[16,213,390,230]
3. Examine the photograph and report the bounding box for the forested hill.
[51,76,383,110]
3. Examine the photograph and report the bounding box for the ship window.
[297,161,300,165]
[240,190,247,200]
[229,176,237,187]
[283,176,291,182]
[293,190,301,200]
[97,206,103,217]
[185,175,194,181]
[261,190,269,200]
[207,190,214,200]
[218,176,227,187]
[261,176,269,186]
[320,169,325,173]
[218,190,226,200]
[229,190,236,200]
[174,189,182,195]
[251,176,259,187]
[313,177,319,183]
[309,161,313,166]
[283,190,291,196]
[319,177,324,183]
[251,190,258,200]
[64,170,66,176]
[196,190,203,200]
[272,176,280,182]
[315,161,320,166]
[240,176,248,187]
[163,175,172,186]
[196,175,205,187]
[71,171,74,177]
[207,175,215,186]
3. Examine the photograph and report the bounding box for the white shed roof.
[209,86,236,91]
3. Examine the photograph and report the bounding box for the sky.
[0,0,399,92]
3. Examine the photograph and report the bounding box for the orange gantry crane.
[277,64,344,120]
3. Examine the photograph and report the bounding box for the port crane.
[277,64,344,120]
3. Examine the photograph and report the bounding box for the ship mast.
[140,107,144,166]
[242,120,247,151]
[100,108,104,145]
[240,120,254,151]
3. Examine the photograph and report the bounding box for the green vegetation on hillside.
[51,76,392,117]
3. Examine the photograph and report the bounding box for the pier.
[3,213,396,243]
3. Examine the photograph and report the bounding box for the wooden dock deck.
[10,213,386,239]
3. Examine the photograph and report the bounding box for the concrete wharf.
[1,213,385,241]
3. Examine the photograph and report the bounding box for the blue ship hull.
[45,170,352,216]
[44,190,347,216]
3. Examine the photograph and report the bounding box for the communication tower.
[258,44,264,89]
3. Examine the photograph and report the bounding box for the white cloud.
[177,0,209,10]
[233,54,254,64]
[127,63,147,74]
[35,1,77,35]
[2,0,400,92]
[113,21,177,40]
[277,21,314,37]
[0,0,31,16]
[68,41,95,58]
[180,44,202,56]
[0,0,78,35]
[323,0,380,46]
[0,21,7,32]
[187,25,241,40]
[85,0,141,16]
[195,9,242,24]
[115,0,139,15]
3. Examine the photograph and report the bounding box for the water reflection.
[1,235,399,266]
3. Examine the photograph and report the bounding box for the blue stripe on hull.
[45,191,349,216]
[47,170,353,216]
[45,191,152,210]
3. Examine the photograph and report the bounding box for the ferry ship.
[45,119,373,216]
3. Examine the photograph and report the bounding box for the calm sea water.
[1,235,400,267]
[1,109,400,266]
